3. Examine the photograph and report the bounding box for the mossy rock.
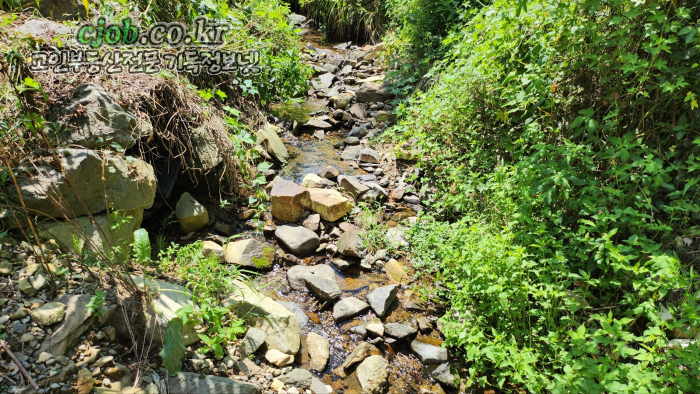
[252,246,276,270]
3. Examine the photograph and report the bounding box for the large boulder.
[356,82,394,103]
[176,192,209,233]
[270,180,311,223]
[223,282,300,355]
[225,239,275,269]
[338,225,367,258]
[168,372,260,394]
[307,188,353,222]
[39,208,144,261]
[256,124,289,164]
[49,84,152,150]
[356,356,389,394]
[132,276,200,347]
[18,148,156,219]
[275,225,320,256]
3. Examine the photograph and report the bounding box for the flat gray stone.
[384,322,417,339]
[432,363,458,388]
[168,371,260,394]
[338,225,366,258]
[318,73,336,88]
[341,145,362,161]
[287,264,337,290]
[333,297,370,322]
[365,285,398,318]
[275,225,320,256]
[279,368,313,388]
[411,338,448,364]
[304,118,333,130]
[303,274,341,301]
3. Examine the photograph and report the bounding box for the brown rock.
[77,368,94,394]
[270,180,311,223]
[308,188,353,222]
[341,342,380,370]
[386,259,410,284]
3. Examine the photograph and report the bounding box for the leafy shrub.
[397,0,700,392]
[158,241,251,300]
[133,0,309,102]
[383,0,474,91]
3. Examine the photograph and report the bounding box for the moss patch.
[252,246,276,269]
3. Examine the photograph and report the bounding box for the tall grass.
[295,0,388,43]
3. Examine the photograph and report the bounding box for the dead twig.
[0,339,38,391]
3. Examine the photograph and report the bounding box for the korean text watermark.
[28,17,260,76]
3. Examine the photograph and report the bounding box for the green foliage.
[398,0,700,392]
[132,228,152,264]
[137,0,308,103]
[158,241,251,300]
[86,289,106,317]
[384,0,474,90]
[160,317,187,376]
[297,0,388,42]
[354,201,388,254]
[176,299,246,359]
[252,246,275,269]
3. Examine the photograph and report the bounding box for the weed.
[86,289,106,317]
[397,0,700,392]
[355,201,388,254]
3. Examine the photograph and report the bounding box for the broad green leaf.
[159,318,186,376]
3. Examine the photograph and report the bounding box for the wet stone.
[365,285,398,318]
[384,322,417,340]
[333,297,370,322]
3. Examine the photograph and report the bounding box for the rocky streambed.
[0,15,462,394]
[200,20,457,394]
